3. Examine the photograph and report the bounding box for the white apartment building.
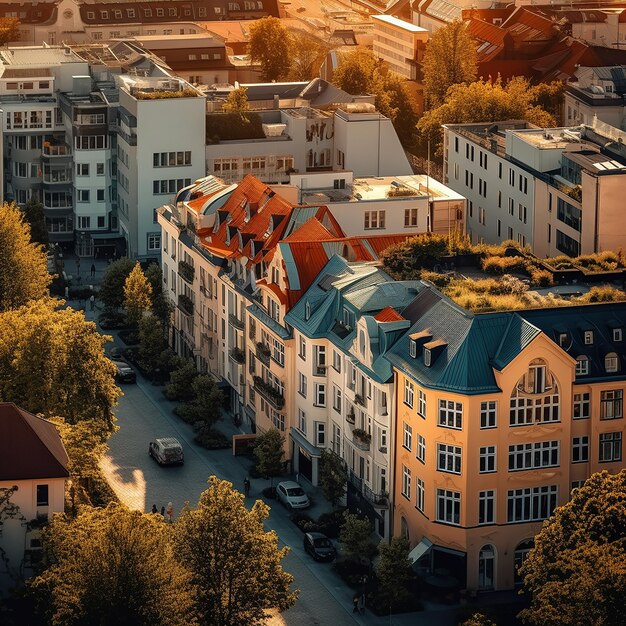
[444,119,626,257]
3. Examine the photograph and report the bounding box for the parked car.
[109,346,123,360]
[112,360,136,383]
[276,481,310,510]
[303,532,336,562]
[149,438,184,466]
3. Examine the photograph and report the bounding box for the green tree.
[319,450,346,508]
[332,48,378,95]
[518,470,626,626]
[339,512,376,564]
[380,233,450,279]
[165,360,198,401]
[253,427,285,485]
[0,486,27,582]
[222,86,250,113]
[0,299,119,429]
[176,374,223,428]
[124,262,152,327]
[376,536,412,610]
[375,72,419,147]
[138,314,169,375]
[422,19,477,108]
[248,17,292,81]
[142,263,173,325]
[99,258,134,311]
[289,31,329,81]
[0,18,20,45]
[21,195,48,246]
[528,81,565,123]
[31,503,197,626]
[174,476,297,626]
[0,202,51,312]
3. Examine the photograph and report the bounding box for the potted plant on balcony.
[354,394,365,407]
[346,409,356,424]
[256,342,271,356]
[352,428,371,444]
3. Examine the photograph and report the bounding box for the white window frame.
[403,422,413,451]
[404,379,414,408]
[314,383,326,407]
[401,465,411,500]
[480,401,497,429]
[417,434,425,463]
[438,399,463,429]
[478,489,495,525]
[436,489,461,525]
[572,435,589,463]
[479,445,496,473]
[437,443,461,474]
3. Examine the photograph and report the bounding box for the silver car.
[276,481,310,510]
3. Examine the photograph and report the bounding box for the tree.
[30,503,197,626]
[144,263,174,327]
[176,374,223,428]
[21,195,48,246]
[319,450,346,508]
[164,360,198,401]
[0,18,20,46]
[380,233,450,279]
[518,470,626,626]
[174,476,297,626]
[248,17,292,81]
[461,614,497,626]
[123,262,152,327]
[0,202,51,312]
[376,536,412,610]
[99,258,134,311]
[289,31,329,81]
[422,19,477,108]
[339,512,376,564]
[0,486,27,582]
[375,72,419,147]
[332,48,378,96]
[528,80,565,124]
[253,427,285,485]
[0,298,119,429]
[222,86,250,113]
[138,314,169,375]
[417,77,557,154]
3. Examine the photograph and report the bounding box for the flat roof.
[371,14,428,33]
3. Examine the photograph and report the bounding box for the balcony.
[230,346,245,365]
[348,470,363,491]
[354,394,365,407]
[43,170,72,184]
[42,142,71,158]
[363,484,389,508]
[256,342,271,366]
[253,375,284,410]
[229,313,245,331]
[346,409,356,425]
[352,428,371,452]
[314,364,327,376]
[177,293,194,316]
[178,260,195,285]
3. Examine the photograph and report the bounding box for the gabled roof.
[0,403,69,481]
[375,307,405,322]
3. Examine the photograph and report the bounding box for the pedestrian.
[295,472,299,484]
[352,594,359,613]
[151,504,157,514]
[160,505,165,517]
[358,592,365,614]
[244,476,250,497]
[90,294,95,311]
[166,501,174,523]
[90,262,96,278]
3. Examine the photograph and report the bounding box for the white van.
[149,438,184,466]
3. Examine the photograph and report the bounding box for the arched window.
[510,360,560,426]
[478,545,495,590]
[400,516,409,541]
[605,352,620,374]
[514,540,534,585]
[575,355,589,376]
[359,330,366,355]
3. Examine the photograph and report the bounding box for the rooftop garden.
[380,233,626,313]
[134,88,199,100]
[206,112,265,144]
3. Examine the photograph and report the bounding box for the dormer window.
[605,352,620,374]
[558,333,568,348]
[423,339,446,367]
[409,339,417,358]
[613,328,623,342]
[342,307,354,330]
[584,330,594,345]
[424,348,432,367]
[305,301,311,321]
[576,356,589,376]
[359,330,366,355]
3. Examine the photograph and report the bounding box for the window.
[97,216,105,228]
[576,356,589,376]
[297,372,307,398]
[507,486,558,522]
[403,422,413,451]
[437,443,461,474]
[314,383,326,407]
[584,330,594,345]
[417,434,425,463]
[424,348,432,367]
[313,345,326,374]
[409,339,417,358]
[77,216,90,230]
[508,441,559,471]
[97,162,105,175]
[574,392,590,419]
[572,436,589,463]
[416,478,425,513]
[402,465,411,500]
[332,350,341,373]
[97,189,105,202]
[605,352,620,373]
[601,390,623,420]
[438,399,462,429]
[298,336,306,360]
[364,210,385,230]
[332,386,342,412]
[404,379,414,408]
[147,233,160,251]
[613,328,623,342]
[404,208,418,227]
[480,401,497,429]
[127,8,135,17]
[436,489,460,525]
[271,337,284,367]
[77,189,90,202]
[510,363,560,426]
[571,480,585,493]
[76,163,89,176]
[478,490,495,525]
[599,432,622,462]
[479,446,496,473]
[418,390,426,418]
[36,484,49,507]
[315,422,325,446]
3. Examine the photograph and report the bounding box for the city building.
[443,118,626,257]
[388,286,626,592]
[0,403,69,591]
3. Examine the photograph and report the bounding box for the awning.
[408,537,433,564]
[290,427,322,457]
[90,232,125,241]
[433,545,466,558]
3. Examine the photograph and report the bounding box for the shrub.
[194,427,230,450]
[205,112,265,143]
[134,88,199,100]
[530,268,554,288]
[317,509,347,539]
[481,256,530,275]
[419,270,451,288]
[164,361,198,401]
[332,558,370,588]
[579,286,626,303]
[291,512,316,532]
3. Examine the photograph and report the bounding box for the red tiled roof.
[374,306,405,322]
[282,218,338,242]
[0,403,69,481]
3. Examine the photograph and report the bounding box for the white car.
[276,481,310,510]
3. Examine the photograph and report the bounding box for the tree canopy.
[0,202,51,312]
[0,299,119,429]
[380,233,451,279]
[248,17,292,81]
[124,263,152,326]
[339,512,376,564]
[174,476,297,626]
[519,471,626,626]
[21,195,48,246]
[222,86,250,113]
[421,19,477,108]
[0,18,20,46]
[176,374,223,428]
[253,427,285,484]
[318,450,347,508]
[99,258,135,311]
[332,48,378,96]
[376,536,412,609]
[289,31,329,81]
[31,504,197,626]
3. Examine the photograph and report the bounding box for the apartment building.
[388,287,626,592]
[444,119,626,257]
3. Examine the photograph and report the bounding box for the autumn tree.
[31,504,197,626]
[319,450,346,508]
[0,18,20,46]
[339,512,376,564]
[518,470,626,626]
[22,195,48,246]
[248,17,292,81]
[289,31,329,81]
[461,614,497,626]
[0,298,119,429]
[222,86,250,113]
[253,427,285,485]
[332,48,378,96]
[0,202,51,312]
[123,262,152,327]
[99,258,134,311]
[422,19,477,108]
[174,476,297,626]
[376,536,412,610]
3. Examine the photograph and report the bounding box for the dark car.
[112,360,136,383]
[303,532,336,562]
